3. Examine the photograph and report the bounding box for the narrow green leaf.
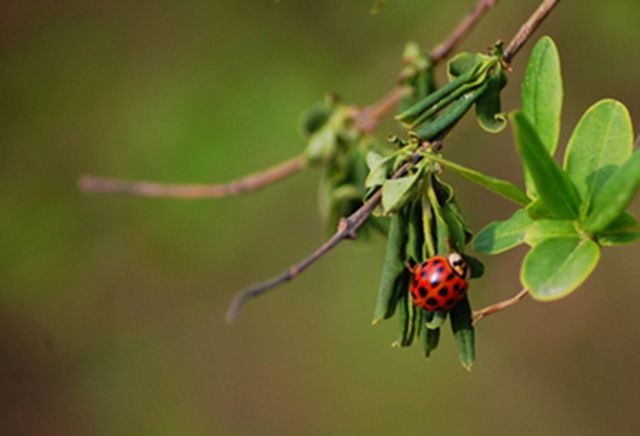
[372,213,408,324]
[511,112,582,219]
[449,295,475,371]
[524,219,579,246]
[584,148,640,233]
[473,209,533,254]
[475,67,508,133]
[381,172,422,214]
[426,153,529,206]
[406,200,424,263]
[521,36,563,156]
[392,286,420,348]
[426,310,447,329]
[447,52,493,79]
[597,213,640,246]
[422,325,440,358]
[427,182,449,255]
[564,99,634,215]
[521,237,600,301]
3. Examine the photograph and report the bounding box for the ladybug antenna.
[405,260,418,274]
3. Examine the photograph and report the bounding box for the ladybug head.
[447,252,468,278]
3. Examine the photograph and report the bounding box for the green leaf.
[426,310,447,329]
[473,209,533,254]
[381,172,422,214]
[447,52,493,79]
[564,99,634,216]
[521,36,563,157]
[597,213,640,246]
[425,153,529,206]
[305,126,336,165]
[421,324,440,358]
[525,198,557,220]
[475,67,508,133]
[521,237,600,301]
[392,287,421,348]
[584,147,640,233]
[511,112,582,219]
[372,213,408,324]
[298,102,332,138]
[365,151,395,189]
[449,295,475,371]
[524,220,579,246]
[462,254,485,279]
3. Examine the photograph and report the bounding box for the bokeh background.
[2,0,640,435]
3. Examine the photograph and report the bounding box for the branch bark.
[503,0,561,64]
[472,289,529,325]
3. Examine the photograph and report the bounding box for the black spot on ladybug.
[430,278,440,287]
[446,299,455,306]
[438,287,449,297]
[437,266,444,274]
[418,287,427,298]
[412,279,419,288]
[421,270,427,279]
[447,273,454,281]
[454,283,462,293]
[433,259,442,266]
[426,297,438,306]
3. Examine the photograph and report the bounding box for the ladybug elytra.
[410,253,469,312]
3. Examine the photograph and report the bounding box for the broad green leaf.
[524,219,578,246]
[425,154,529,206]
[449,295,475,371]
[564,99,633,216]
[372,213,408,324]
[511,112,581,219]
[473,209,533,254]
[365,151,395,189]
[584,148,640,233]
[475,67,508,133]
[521,36,563,157]
[521,237,600,301]
[597,213,640,246]
[525,198,557,220]
[381,172,422,214]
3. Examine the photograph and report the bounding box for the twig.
[227,0,560,322]
[503,0,561,64]
[472,289,529,325]
[430,0,498,63]
[225,142,435,323]
[79,154,306,199]
[355,0,498,133]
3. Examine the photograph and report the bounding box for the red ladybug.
[410,253,469,312]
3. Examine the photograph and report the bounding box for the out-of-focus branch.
[79,154,306,199]
[472,289,529,325]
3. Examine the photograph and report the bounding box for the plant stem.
[225,142,437,323]
[356,0,499,132]
[227,0,561,322]
[79,154,306,199]
[430,0,498,63]
[503,0,562,64]
[472,289,529,325]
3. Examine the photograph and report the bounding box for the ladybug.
[410,253,469,312]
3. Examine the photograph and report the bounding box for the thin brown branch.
[227,0,560,322]
[503,0,561,64]
[79,154,306,199]
[355,0,498,133]
[430,0,498,63]
[472,289,529,325]
[225,142,436,323]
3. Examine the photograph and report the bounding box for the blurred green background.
[1,1,639,435]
